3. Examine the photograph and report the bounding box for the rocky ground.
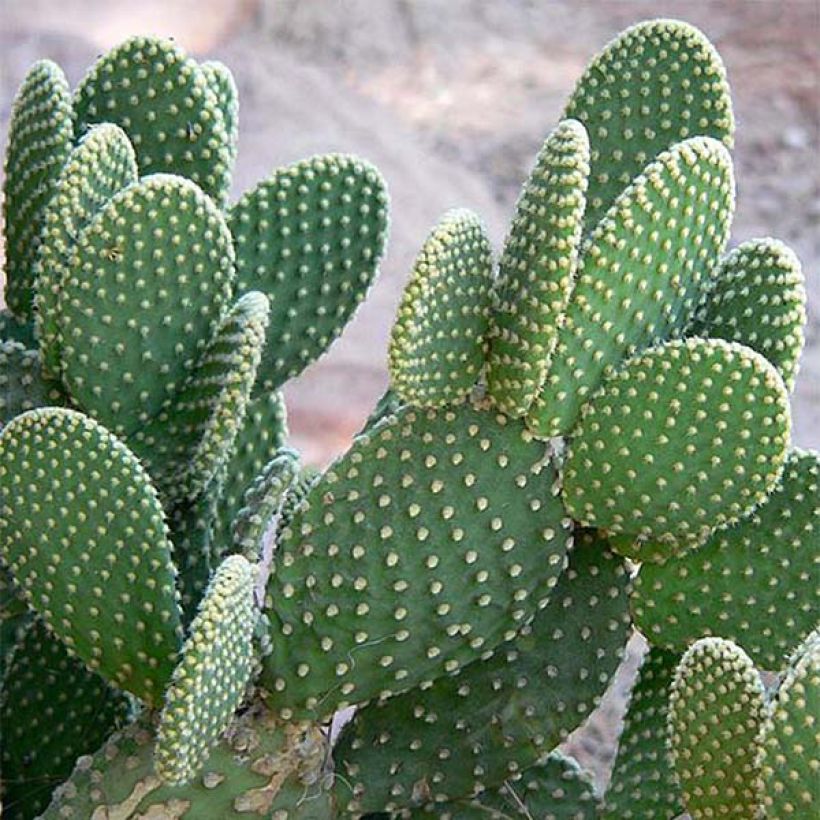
[1,0,817,796]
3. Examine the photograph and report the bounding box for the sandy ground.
[1,0,818,796]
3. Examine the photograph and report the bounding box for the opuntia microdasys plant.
[0,18,816,820]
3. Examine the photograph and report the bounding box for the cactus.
[0,19,815,820]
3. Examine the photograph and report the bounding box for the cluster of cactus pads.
[0,18,816,820]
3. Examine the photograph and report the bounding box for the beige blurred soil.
[1,0,818,795]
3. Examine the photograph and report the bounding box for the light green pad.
[486,120,590,417]
[0,341,65,429]
[0,407,182,704]
[632,448,818,669]
[231,448,301,560]
[201,60,239,171]
[335,531,629,814]
[563,338,791,560]
[0,310,36,348]
[761,629,820,815]
[229,153,389,391]
[688,237,807,391]
[156,555,258,785]
[131,290,270,504]
[528,136,735,439]
[73,36,234,203]
[0,619,129,820]
[3,60,73,320]
[41,703,333,819]
[389,209,494,407]
[261,403,572,720]
[211,389,289,552]
[602,647,684,819]
[57,173,235,437]
[564,18,734,232]
[668,637,766,819]
[417,752,599,819]
[34,123,138,376]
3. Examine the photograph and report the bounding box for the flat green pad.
[632,448,818,669]
[3,60,73,321]
[420,752,599,819]
[262,403,572,720]
[528,136,735,439]
[231,448,300,560]
[486,120,590,417]
[131,290,270,504]
[41,703,333,819]
[0,341,65,429]
[334,531,629,814]
[564,18,734,232]
[74,36,234,203]
[34,123,138,376]
[563,338,791,560]
[0,565,32,680]
[0,619,128,820]
[229,153,389,391]
[389,209,493,407]
[761,629,820,815]
[0,310,36,347]
[57,173,235,437]
[668,637,766,819]
[212,389,289,552]
[602,647,684,819]
[0,407,182,704]
[201,60,239,171]
[156,555,258,785]
[689,237,807,391]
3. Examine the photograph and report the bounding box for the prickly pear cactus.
[0,19,815,820]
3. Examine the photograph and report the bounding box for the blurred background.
[1,0,818,789]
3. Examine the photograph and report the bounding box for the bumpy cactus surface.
[0,19,816,820]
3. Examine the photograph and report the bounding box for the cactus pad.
[564,18,734,231]
[0,309,36,347]
[563,338,791,559]
[34,123,138,376]
[156,555,258,785]
[632,448,818,669]
[335,531,629,813]
[528,136,735,438]
[229,153,389,391]
[602,647,684,819]
[760,628,819,815]
[389,209,493,407]
[262,403,572,719]
[201,60,239,171]
[668,637,766,818]
[0,340,65,429]
[73,36,234,203]
[689,237,807,391]
[0,407,183,703]
[3,60,73,320]
[0,619,129,820]
[486,120,590,416]
[131,290,270,504]
[57,173,235,437]
[41,702,333,819]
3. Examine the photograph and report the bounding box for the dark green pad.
[57,173,235,437]
[563,338,791,560]
[486,119,590,417]
[229,153,389,391]
[0,407,183,704]
[334,531,629,814]
[261,403,572,720]
[632,448,818,669]
[3,60,73,321]
[73,36,235,204]
[527,136,735,439]
[0,341,65,430]
[0,310,36,348]
[389,209,494,407]
[564,19,734,232]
